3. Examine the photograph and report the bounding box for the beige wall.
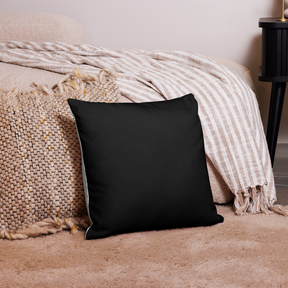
[2,0,288,143]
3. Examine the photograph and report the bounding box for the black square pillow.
[68,94,223,240]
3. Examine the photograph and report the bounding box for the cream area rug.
[0,204,287,288]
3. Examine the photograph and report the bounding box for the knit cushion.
[0,69,120,234]
[68,94,224,240]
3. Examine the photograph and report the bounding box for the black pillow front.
[68,94,223,240]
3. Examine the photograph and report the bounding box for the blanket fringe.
[0,215,90,240]
[233,186,288,216]
[7,67,118,98]
[268,199,288,216]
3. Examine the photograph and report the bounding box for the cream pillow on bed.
[0,12,85,44]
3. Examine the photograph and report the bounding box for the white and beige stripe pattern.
[0,41,285,215]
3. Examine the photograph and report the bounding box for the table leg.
[266,82,286,166]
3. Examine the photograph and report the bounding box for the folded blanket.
[0,41,286,216]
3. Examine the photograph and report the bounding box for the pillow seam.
[68,102,93,238]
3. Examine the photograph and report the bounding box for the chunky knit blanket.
[0,41,286,217]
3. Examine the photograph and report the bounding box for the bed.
[0,12,284,240]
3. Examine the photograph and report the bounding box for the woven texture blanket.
[0,41,286,216]
[0,68,121,239]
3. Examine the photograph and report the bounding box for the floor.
[273,144,288,206]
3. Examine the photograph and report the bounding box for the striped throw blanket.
[0,41,285,216]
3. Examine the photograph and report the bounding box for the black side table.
[259,17,288,166]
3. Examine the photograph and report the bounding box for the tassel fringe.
[233,186,288,216]
[0,215,90,240]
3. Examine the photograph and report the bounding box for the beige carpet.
[1,204,288,288]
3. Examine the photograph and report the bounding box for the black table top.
[259,17,288,28]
